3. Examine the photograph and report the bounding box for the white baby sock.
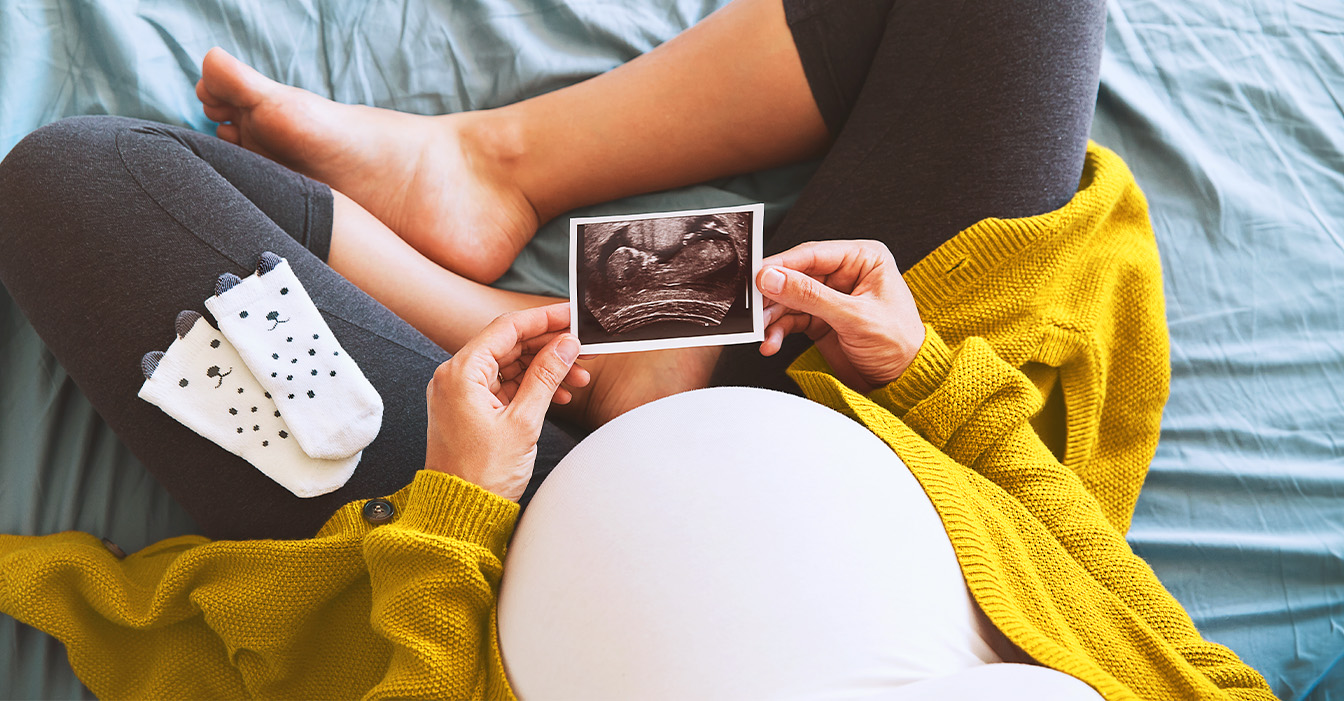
[205,252,383,460]
[138,311,359,499]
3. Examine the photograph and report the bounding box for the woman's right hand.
[424,303,588,501]
[756,240,926,393]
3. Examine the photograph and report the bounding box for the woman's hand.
[424,303,589,501]
[757,240,925,393]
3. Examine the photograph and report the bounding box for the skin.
[192,0,925,492]
[430,254,924,500]
[194,0,828,429]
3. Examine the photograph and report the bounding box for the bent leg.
[0,116,573,540]
[714,0,1108,391]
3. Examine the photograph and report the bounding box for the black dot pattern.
[262,440,269,447]
[237,387,244,394]
[210,339,220,348]
[307,390,315,399]
[308,349,316,356]
[311,369,318,376]
[280,288,289,295]
[236,427,244,434]
[229,408,238,415]
[239,311,248,318]
[274,411,281,417]
[251,406,258,413]
[286,337,293,343]
[252,425,260,431]
[179,378,189,387]
[279,430,288,439]
[272,353,279,360]
[330,371,336,377]
[286,374,293,381]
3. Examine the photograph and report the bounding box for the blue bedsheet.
[1,0,1340,698]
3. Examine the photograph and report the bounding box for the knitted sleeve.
[859,326,1273,700]
[0,470,520,700]
[360,471,519,700]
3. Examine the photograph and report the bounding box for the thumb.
[510,334,581,424]
[758,266,855,327]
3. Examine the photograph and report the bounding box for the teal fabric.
[1093,1,1344,699]
[1,0,1340,699]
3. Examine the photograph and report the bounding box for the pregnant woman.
[0,0,1270,697]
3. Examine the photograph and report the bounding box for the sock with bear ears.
[204,252,383,460]
[138,310,360,498]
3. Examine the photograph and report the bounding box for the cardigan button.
[101,537,127,559]
[362,498,396,525]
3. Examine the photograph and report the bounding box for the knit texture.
[0,144,1272,699]
[0,471,519,699]
[786,143,1273,700]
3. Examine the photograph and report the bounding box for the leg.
[0,116,575,540]
[712,0,1108,391]
[195,0,827,283]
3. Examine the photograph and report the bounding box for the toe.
[202,103,237,124]
[195,78,223,107]
[200,46,270,109]
[214,123,241,144]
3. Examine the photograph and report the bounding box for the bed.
[1,0,1340,698]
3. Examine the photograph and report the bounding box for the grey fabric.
[714,0,1108,392]
[0,116,575,540]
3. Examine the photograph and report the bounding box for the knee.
[0,116,145,249]
[1,115,144,191]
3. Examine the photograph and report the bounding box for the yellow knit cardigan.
[0,144,1273,699]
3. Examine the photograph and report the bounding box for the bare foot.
[560,346,723,429]
[196,47,536,283]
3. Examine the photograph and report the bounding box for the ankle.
[444,109,553,224]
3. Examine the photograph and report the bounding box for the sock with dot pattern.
[205,252,383,461]
[138,311,359,498]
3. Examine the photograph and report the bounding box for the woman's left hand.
[424,303,589,501]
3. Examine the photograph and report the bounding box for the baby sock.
[138,311,359,499]
[205,252,383,460]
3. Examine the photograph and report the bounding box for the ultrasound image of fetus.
[581,212,751,336]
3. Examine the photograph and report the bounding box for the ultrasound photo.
[569,204,764,354]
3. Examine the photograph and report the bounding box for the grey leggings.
[0,0,1105,540]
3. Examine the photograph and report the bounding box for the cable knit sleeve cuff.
[866,324,955,416]
[317,471,519,554]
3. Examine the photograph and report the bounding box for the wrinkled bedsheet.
[1,0,1340,698]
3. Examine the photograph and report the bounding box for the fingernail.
[761,267,785,295]
[557,335,581,363]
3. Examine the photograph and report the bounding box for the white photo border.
[569,203,765,355]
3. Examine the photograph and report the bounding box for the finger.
[552,387,573,405]
[563,363,591,388]
[509,333,582,423]
[499,359,526,383]
[760,311,822,355]
[762,239,890,280]
[463,304,572,364]
[757,265,858,329]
